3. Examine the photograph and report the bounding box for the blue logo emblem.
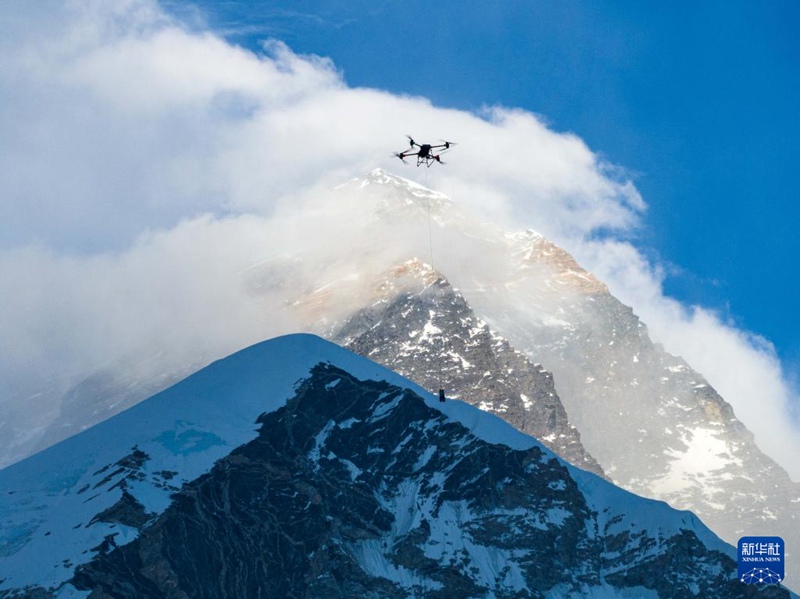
[738,536,784,585]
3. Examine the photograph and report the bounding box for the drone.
[394,135,455,167]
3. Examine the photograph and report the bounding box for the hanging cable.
[426,172,435,277]
[423,168,446,402]
[396,135,456,403]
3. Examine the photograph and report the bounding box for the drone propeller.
[406,134,417,148]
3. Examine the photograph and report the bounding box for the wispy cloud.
[1,0,797,478]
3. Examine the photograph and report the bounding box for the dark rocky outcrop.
[70,364,788,598]
[332,260,604,477]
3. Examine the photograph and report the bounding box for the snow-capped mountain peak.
[3,334,790,598]
[329,258,606,477]
[337,167,453,222]
[4,170,799,593]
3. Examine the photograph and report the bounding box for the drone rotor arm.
[405,135,421,148]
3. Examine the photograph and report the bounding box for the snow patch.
[650,427,740,497]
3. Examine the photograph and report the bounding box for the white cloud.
[1,0,798,478]
[0,216,301,397]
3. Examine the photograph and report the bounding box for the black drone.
[394,135,455,167]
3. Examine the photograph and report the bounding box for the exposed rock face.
[471,232,800,575]
[331,259,604,477]
[316,171,800,580]
[4,170,799,592]
[71,363,785,598]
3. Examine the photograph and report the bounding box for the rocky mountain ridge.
[302,169,800,580]
[1,335,790,598]
[331,258,604,477]
[2,168,798,588]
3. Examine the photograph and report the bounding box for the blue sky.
[175,0,800,368]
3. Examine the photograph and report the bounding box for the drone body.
[395,136,455,166]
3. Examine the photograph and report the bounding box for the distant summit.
[4,169,800,588]
[304,170,800,582]
[331,258,604,476]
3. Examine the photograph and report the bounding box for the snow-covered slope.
[330,257,604,476]
[0,334,410,595]
[469,228,800,572]
[286,169,800,580]
[3,169,799,592]
[1,334,788,598]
